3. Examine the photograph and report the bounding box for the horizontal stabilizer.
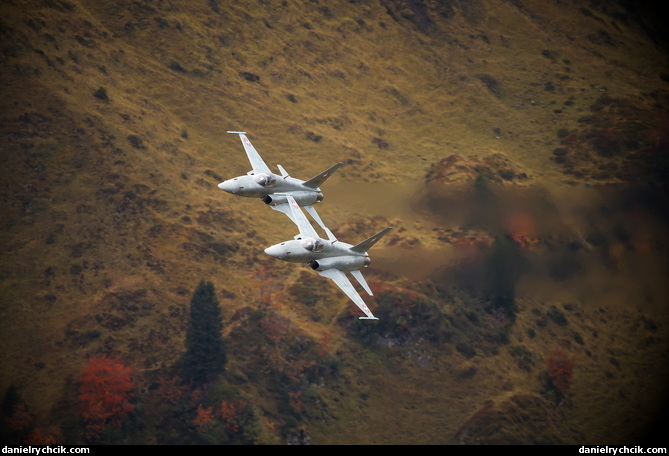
[324,227,337,242]
[317,268,377,319]
[269,202,297,225]
[303,162,343,189]
[359,317,379,320]
[277,164,290,178]
[350,269,373,296]
[303,205,336,240]
[350,227,392,253]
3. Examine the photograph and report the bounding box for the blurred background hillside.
[1,0,668,444]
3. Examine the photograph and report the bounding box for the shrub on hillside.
[78,355,135,439]
[545,350,575,393]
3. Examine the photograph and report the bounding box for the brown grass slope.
[1,0,668,444]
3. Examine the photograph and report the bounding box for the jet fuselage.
[264,237,369,267]
[218,172,321,198]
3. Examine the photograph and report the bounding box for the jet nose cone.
[264,244,285,259]
[218,180,237,194]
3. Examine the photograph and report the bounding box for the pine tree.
[181,281,226,386]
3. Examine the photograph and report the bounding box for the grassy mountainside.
[1,0,668,444]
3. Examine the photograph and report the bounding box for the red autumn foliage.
[219,400,246,433]
[192,404,215,431]
[546,350,575,392]
[78,355,135,436]
[192,400,247,434]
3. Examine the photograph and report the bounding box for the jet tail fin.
[303,162,343,189]
[350,227,392,253]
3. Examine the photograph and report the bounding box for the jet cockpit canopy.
[301,237,324,252]
[253,173,276,187]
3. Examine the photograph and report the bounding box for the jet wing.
[286,195,319,239]
[227,131,272,175]
[317,269,378,320]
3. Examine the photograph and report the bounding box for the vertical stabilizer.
[350,227,392,253]
[303,163,343,188]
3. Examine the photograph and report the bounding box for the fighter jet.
[218,131,342,232]
[264,195,391,320]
